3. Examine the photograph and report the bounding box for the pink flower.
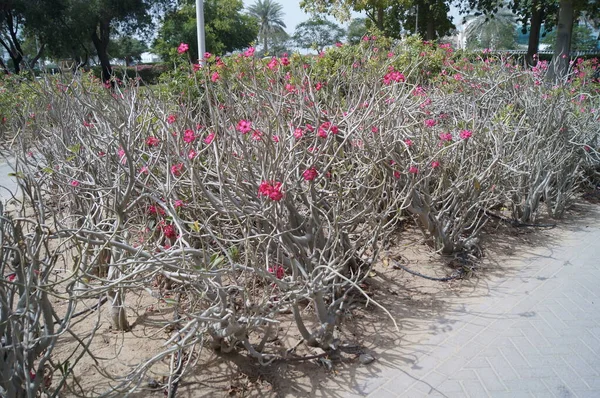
[431,160,440,168]
[293,128,304,139]
[258,181,283,201]
[146,136,160,147]
[272,135,280,143]
[459,129,472,140]
[7,273,16,282]
[318,121,338,137]
[335,42,343,47]
[183,129,196,143]
[409,166,419,174]
[243,47,255,57]
[70,180,80,187]
[439,132,453,141]
[268,265,285,279]
[83,120,93,128]
[281,57,290,66]
[237,120,252,134]
[118,147,126,164]
[393,171,401,179]
[98,151,106,157]
[383,69,405,85]
[193,63,202,72]
[204,132,215,144]
[404,139,413,147]
[167,114,177,124]
[188,149,197,159]
[177,43,189,54]
[174,200,185,208]
[204,52,212,60]
[140,165,149,174]
[251,131,263,141]
[371,126,379,133]
[315,82,323,91]
[171,163,184,177]
[302,167,318,181]
[211,72,220,82]
[424,119,437,128]
[163,224,177,239]
[267,57,279,70]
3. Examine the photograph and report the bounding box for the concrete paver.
[337,204,600,397]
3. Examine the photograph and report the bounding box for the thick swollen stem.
[107,289,129,331]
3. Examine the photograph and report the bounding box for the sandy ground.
[7,190,599,398]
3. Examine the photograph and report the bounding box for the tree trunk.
[526,0,543,66]
[426,15,435,40]
[377,6,384,31]
[0,57,9,74]
[263,30,268,54]
[8,52,22,74]
[547,0,574,81]
[29,43,46,70]
[91,20,113,83]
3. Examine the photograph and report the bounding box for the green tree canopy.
[0,0,66,73]
[347,17,368,43]
[541,23,597,51]
[108,36,148,66]
[247,0,286,54]
[300,0,454,40]
[292,17,346,52]
[153,0,258,63]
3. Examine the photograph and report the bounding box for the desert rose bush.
[1,37,599,395]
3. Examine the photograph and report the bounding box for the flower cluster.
[459,130,473,140]
[177,43,189,54]
[268,265,285,279]
[258,181,283,201]
[302,167,318,181]
[171,163,184,177]
[163,224,177,239]
[146,136,160,147]
[383,67,406,85]
[183,129,196,143]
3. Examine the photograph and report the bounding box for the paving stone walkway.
[335,204,600,398]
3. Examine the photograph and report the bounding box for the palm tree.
[248,0,286,54]
[464,8,518,50]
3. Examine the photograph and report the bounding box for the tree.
[541,24,597,50]
[397,0,455,40]
[293,17,346,52]
[347,17,368,43]
[262,30,291,56]
[547,0,574,81]
[153,0,258,62]
[247,0,286,54]
[35,0,171,82]
[456,0,559,65]
[464,8,518,50]
[108,37,148,66]
[0,0,63,74]
[300,0,454,41]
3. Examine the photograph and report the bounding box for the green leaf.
[210,253,225,268]
[163,298,178,306]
